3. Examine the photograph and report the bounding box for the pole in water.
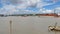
[54,22,57,34]
[54,22,57,28]
[10,20,12,34]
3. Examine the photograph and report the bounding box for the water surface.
[0,16,60,34]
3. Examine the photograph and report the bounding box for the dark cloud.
[10,0,24,4]
[10,0,17,4]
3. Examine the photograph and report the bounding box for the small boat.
[48,22,60,31]
[48,26,60,31]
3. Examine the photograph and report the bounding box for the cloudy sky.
[0,0,60,15]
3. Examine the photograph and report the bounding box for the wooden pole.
[10,20,12,34]
[54,22,57,28]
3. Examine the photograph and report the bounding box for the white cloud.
[16,4,27,9]
[38,8,54,14]
[55,7,60,14]
[10,0,54,8]
[1,0,55,8]
[45,10,53,13]
[0,4,54,15]
[42,9,54,13]
[55,7,60,10]
[0,0,56,14]
[37,0,55,8]
[0,4,36,14]
[0,4,17,15]
[13,9,39,14]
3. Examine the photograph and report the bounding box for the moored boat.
[48,26,60,31]
[48,22,60,31]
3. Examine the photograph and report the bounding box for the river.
[0,16,60,34]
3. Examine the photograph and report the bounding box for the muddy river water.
[0,16,60,34]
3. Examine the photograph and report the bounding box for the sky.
[0,0,60,15]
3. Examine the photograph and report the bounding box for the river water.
[0,16,60,34]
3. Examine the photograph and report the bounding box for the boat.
[48,26,60,31]
[48,22,60,31]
